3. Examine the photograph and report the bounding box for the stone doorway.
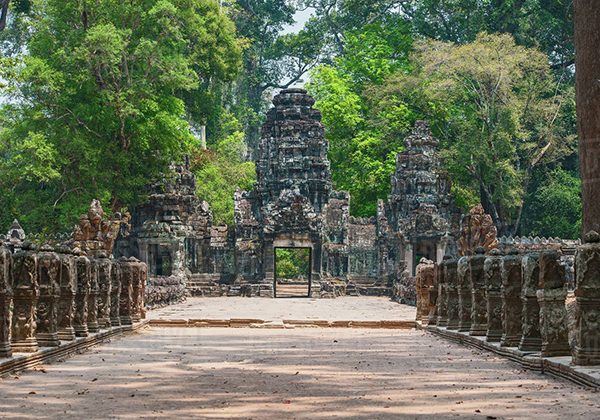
[274,247,312,298]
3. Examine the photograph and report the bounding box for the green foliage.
[192,114,256,225]
[276,248,310,280]
[0,0,242,233]
[307,18,414,216]
[521,168,582,239]
[369,33,576,234]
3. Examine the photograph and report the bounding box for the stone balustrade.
[0,241,147,358]
[424,233,600,367]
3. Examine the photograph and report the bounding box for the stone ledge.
[149,319,417,329]
[423,324,600,388]
[0,321,150,378]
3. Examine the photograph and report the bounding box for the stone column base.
[0,343,12,358]
[501,335,521,348]
[74,325,89,337]
[519,337,542,352]
[11,338,39,353]
[58,328,76,341]
[541,343,571,357]
[573,346,600,365]
[469,323,488,336]
[36,333,60,347]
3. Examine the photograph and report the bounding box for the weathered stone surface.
[74,253,91,337]
[436,257,449,327]
[57,250,77,341]
[573,231,600,364]
[71,200,122,257]
[519,253,542,352]
[87,258,100,333]
[537,250,570,357]
[7,219,26,249]
[458,205,498,257]
[110,260,121,327]
[445,258,460,330]
[130,258,145,322]
[11,245,39,352]
[96,253,112,328]
[457,256,472,332]
[119,258,134,327]
[36,247,61,347]
[415,259,435,322]
[484,249,503,342]
[0,243,13,357]
[501,251,522,347]
[469,247,487,336]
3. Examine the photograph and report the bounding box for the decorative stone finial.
[585,231,600,243]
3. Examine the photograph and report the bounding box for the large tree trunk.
[0,0,9,31]
[574,1,600,235]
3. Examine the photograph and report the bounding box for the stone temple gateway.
[116,89,460,301]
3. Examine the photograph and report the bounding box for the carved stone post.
[574,232,600,365]
[110,259,121,327]
[445,258,460,330]
[484,249,503,342]
[140,262,147,320]
[0,244,13,358]
[457,256,472,332]
[57,250,77,341]
[73,253,91,337]
[119,258,134,327]
[519,253,542,352]
[87,258,100,333]
[537,250,570,357]
[96,253,112,328]
[11,244,39,352]
[427,264,438,326]
[436,257,450,327]
[36,246,61,347]
[501,250,522,347]
[131,258,143,323]
[415,259,435,322]
[469,247,487,336]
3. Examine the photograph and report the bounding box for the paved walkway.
[1,328,598,419]
[148,297,416,322]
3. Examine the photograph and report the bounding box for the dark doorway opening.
[274,247,312,298]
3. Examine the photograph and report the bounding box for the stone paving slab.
[148,297,416,324]
[1,327,599,419]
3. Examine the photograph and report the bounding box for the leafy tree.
[306,18,415,216]
[521,168,582,239]
[371,33,576,235]
[276,248,311,279]
[191,113,256,225]
[228,0,325,153]
[0,0,242,233]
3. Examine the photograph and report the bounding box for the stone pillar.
[87,258,100,333]
[36,247,61,347]
[110,259,121,327]
[0,244,13,358]
[484,249,503,342]
[537,250,570,357]
[445,258,460,330]
[519,253,542,352]
[501,250,522,347]
[574,231,600,365]
[57,250,77,341]
[130,258,143,323]
[11,245,39,352]
[427,264,438,326]
[436,257,450,327]
[457,256,472,332]
[140,262,147,320]
[469,247,487,336]
[96,253,112,328]
[119,258,134,327]
[73,253,91,337]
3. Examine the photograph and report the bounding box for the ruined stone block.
[457,256,472,332]
[36,246,61,347]
[11,245,39,352]
[519,253,542,352]
[484,249,503,342]
[469,247,487,336]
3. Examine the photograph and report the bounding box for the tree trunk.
[0,0,9,31]
[574,1,600,236]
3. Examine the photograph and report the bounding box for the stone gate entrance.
[274,245,312,298]
[117,89,461,301]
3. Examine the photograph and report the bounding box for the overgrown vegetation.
[0,0,581,238]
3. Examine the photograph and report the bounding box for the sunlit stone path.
[1,304,600,419]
